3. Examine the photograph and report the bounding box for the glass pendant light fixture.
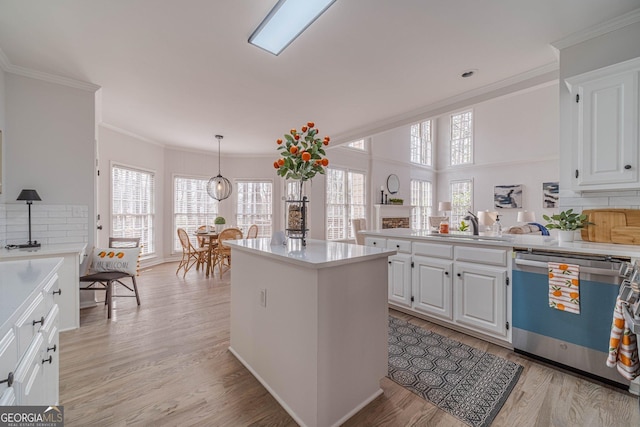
[207,135,232,201]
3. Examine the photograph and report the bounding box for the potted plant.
[542,209,592,243]
[214,216,226,233]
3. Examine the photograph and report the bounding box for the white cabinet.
[454,263,507,337]
[412,255,453,320]
[388,253,412,308]
[567,57,640,191]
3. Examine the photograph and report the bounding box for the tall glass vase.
[286,180,308,246]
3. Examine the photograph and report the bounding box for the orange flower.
[321,158,329,166]
[277,138,283,145]
[301,152,311,162]
[323,139,329,146]
[290,128,297,135]
[301,126,308,132]
[290,146,298,154]
[307,121,314,128]
[273,161,279,169]
[324,136,330,142]
[277,158,284,166]
[559,264,569,270]
[274,121,329,182]
[294,134,300,140]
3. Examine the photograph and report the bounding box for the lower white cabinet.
[388,253,412,308]
[454,262,507,337]
[412,255,453,320]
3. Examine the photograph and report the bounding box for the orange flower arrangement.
[273,121,329,183]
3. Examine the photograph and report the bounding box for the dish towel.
[528,222,550,236]
[606,296,639,380]
[548,262,580,314]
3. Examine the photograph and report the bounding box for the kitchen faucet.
[464,211,479,235]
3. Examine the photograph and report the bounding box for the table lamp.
[517,211,536,223]
[16,189,42,248]
[438,201,452,216]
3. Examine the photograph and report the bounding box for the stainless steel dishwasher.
[512,250,630,388]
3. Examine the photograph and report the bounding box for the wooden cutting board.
[611,226,640,245]
[580,209,640,243]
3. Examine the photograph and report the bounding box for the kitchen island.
[225,238,395,427]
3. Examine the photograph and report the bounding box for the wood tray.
[581,209,640,244]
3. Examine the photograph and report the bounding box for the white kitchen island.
[225,238,396,427]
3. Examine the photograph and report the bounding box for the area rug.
[388,316,522,427]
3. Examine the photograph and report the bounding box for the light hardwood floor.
[60,262,639,426]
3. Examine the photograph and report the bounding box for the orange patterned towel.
[606,296,639,380]
[548,262,580,314]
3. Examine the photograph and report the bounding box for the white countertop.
[226,238,396,269]
[0,258,63,329]
[0,243,87,260]
[360,228,640,259]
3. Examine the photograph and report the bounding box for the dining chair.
[246,224,258,239]
[351,218,367,245]
[79,237,142,319]
[196,225,213,248]
[213,227,243,276]
[176,228,208,277]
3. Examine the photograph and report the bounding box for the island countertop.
[0,243,87,260]
[360,228,640,259]
[226,238,397,269]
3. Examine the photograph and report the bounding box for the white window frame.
[325,167,367,241]
[172,174,219,252]
[411,179,432,231]
[345,139,367,151]
[450,179,473,229]
[450,109,473,166]
[111,162,155,257]
[235,179,273,238]
[410,120,432,166]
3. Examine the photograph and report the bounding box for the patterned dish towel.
[606,296,640,380]
[548,262,580,314]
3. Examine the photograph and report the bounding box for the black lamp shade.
[17,189,42,202]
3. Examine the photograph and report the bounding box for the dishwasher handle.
[514,258,621,277]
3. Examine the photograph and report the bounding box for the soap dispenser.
[492,214,502,236]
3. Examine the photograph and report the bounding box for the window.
[112,164,155,255]
[410,120,432,166]
[236,181,273,237]
[450,110,473,165]
[347,139,366,150]
[411,180,432,230]
[450,179,473,228]
[173,176,219,251]
[326,167,366,240]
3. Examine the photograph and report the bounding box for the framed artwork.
[494,184,522,209]
[543,182,559,208]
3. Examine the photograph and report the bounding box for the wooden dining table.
[194,231,218,276]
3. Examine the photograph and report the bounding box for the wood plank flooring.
[60,262,639,426]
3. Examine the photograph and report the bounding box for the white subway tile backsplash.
[608,197,640,206]
[559,197,609,207]
[0,203,89,246]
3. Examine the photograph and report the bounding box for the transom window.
[410,120,432,166]
[326,167,366,240]
[450,110,473,165]
[347,139,366,150]
[236,181,273,237]
[173,176,219,251]
[450,179,473,229]
[111,164,155,255]
[411,180,432,230]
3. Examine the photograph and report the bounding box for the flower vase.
[558,230,575,243]
[286,181,308,246]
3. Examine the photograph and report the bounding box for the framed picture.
[543,182,559,208]
[494,184,522,209]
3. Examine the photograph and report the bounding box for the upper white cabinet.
[566,57,640,191]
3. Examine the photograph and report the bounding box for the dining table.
[194,230,219,276]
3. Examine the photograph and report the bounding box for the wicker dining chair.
[176,228,208,277]
[213,227,243,276]
[246,224,258,239]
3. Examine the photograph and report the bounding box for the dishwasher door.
[512,250,629,388]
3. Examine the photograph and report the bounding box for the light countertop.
[360,228,640,259]
[0,243,87,260]
[0,258,63,330]
[226,238,396,269]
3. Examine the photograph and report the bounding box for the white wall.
[0,69,5,204]
[2,73,95,248]
[558,21,640,209]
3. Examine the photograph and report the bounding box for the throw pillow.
[91,247,140,276]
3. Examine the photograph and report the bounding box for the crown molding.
[435,155,559,174]
[551,8,640,50]
[331,62,558,145]
[0,46,100,92]
[100,123,166,148]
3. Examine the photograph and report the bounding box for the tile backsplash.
[0,203,89,246]
[560,190,640,212]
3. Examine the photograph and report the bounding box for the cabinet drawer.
[0,387,16,406]
[454,246,508,267]
[0,330,18,393]
[13,333,45,406]
[413,242,453,259]
[14,293,46,356]
[41,273,59,310]
[364,237,387,248]
[387,239,411,253]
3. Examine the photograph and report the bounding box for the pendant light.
[207,134,232,201]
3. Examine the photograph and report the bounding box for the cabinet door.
[412,256,453,320]
[454,263,507,337]
[388,253,412,308]
[13,333,45,405]
[41,305,59,405]
[572,70,639,188]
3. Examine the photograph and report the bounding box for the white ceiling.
[0,1,639,155]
